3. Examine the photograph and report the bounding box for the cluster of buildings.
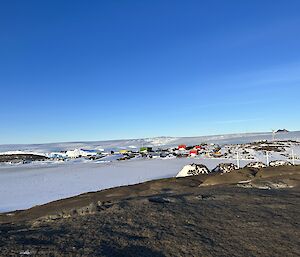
[1,140,298,167]
[169,144,222,158]
[46,143,224,162]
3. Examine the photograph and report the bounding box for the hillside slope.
[0,166,299,256]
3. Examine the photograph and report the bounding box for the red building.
[178,144,187,150]
[189,149,198,156]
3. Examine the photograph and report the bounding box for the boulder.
[212,163,238,173]
[269,160,292,167]
[176,163,210,177]
[245,162,267,169]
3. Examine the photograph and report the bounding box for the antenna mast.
[292,149,295,165]
[236,151,240,169]
[266,151,269,166]
[272,130,276,142]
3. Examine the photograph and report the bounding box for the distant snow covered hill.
[0,131,299,153]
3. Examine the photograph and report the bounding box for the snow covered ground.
[0,131,300,213]
[0,157,253,213]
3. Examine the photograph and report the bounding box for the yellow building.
[214,151,222,156]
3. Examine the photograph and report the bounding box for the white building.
[66,149,98,158]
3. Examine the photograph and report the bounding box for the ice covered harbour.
[0,131,300,213]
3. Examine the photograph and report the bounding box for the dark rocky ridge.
[0,154,48,163]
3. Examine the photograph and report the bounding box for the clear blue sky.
[1,0,300,144]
